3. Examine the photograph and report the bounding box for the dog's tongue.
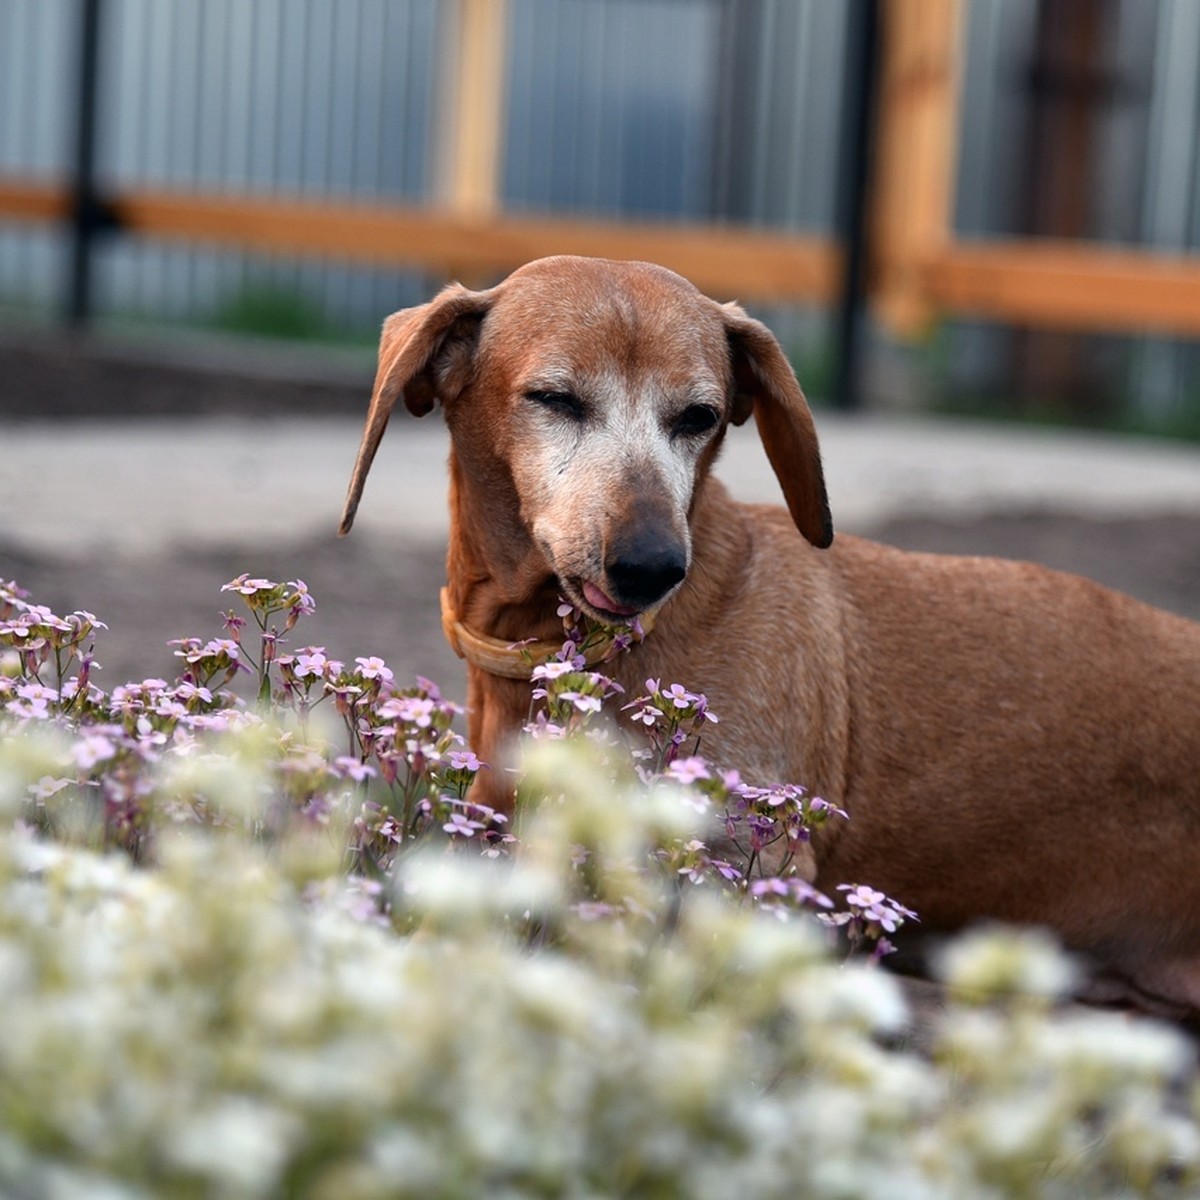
[583,580,639,618]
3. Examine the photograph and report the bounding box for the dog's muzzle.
[604,528,688,612]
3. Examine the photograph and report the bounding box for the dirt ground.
[6,509,1200,704]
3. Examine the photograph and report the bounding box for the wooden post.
[436,0,509,221]
[870,0,964,337]
[1007,0,1114,417]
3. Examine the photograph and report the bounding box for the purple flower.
[752,877,834,910]
[711,859,742,882]
[71,733,118,770]
[169,637,203,660]
[293,648,332,679]
[327,683,365,714]
[378,696,437,728]
[793,881,834,909]
[355,656,393,683]
[869,907,902,932]
[628,703,662,727]
[444,749,483,773]
[334,756,376,783]
[20,604,72,633]
[173,682,214,706]
[17,682,56,705]
[286,580,316,617]
[443,808,486,837]
[0,579,30,604]
[7,682,57,721]
[68,610,107,632]
[831,883,918,940]
[871,937,897,960]
[667,756,712,785]
[221,574,276,596]
[818,910,854,929]
[750,877,790,898]
[839,884,887,910]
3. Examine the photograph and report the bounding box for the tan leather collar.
[439,586,654,680]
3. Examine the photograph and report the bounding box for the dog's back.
[732,503,1200,1011]
[825,534,1200,947]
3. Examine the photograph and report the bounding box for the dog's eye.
[525,390,585,420]
[672,404,720,438]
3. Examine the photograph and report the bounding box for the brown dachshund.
[341,255,1200,1017]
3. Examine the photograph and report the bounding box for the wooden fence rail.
[0,179,841,307]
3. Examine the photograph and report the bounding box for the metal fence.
[3,0,1200,423]
[0,0,848,331]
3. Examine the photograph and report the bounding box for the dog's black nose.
[606,534,688,610]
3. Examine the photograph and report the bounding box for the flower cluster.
[2,578,105,703]
[518,623,903,954]
[525,657,625,738]
[2,576,485,872]
[1,575,1198,1195]
[625,677,719,769]
[2,574,914,954]
[554,597,648,664]
[819,883,921,961]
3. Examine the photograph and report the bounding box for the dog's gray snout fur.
[607,530,688,610]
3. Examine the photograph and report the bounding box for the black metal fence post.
[830,0,881,412]
[66,0,112,328]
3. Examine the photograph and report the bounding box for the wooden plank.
[10,177,1200,336]
[926,240,1200,337]
[0,179,70,221]
[870,0,965,335]
[437,0,509,219]
[0,177,839,302]
[112,189,842,303]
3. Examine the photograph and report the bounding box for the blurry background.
[1,0,1200,691]
[5,0,1200,427]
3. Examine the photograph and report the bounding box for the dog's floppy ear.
[339,283,495,536]
[719,302,833,548]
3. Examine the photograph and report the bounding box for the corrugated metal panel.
[0,0,73,314]
[2,0,1199,423]
[504,0,720,219]
[87,0,440,329]
[1,0,844,327]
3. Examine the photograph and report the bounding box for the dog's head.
[340,256,831,622]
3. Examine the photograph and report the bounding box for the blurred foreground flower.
[0,576,1197,1196]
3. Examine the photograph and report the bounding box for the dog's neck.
[444,449,563,649]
